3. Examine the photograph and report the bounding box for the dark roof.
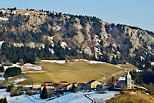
[86,80,96,84]
[115,80,126,88]
[96,84,103,88]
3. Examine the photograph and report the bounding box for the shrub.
[40,87,48,99]
[6,84,14,92]
[0,97,7,103]
[4,67,22,78]
[0,66,4,72]
[10,87,23,97]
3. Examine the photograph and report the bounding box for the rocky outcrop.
[0,9,153,67]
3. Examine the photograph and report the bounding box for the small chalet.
[32,83,42,89]
[59,81,69,85]
[54,84,68,91]
[77,83,85,90]
[85,80,102,90]
[41,82,57,90]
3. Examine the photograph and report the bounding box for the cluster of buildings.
[32,72,135,92]
[32,80,101,92]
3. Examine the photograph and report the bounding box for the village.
[0,60,148,103]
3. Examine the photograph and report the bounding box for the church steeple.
[126,71,132,89]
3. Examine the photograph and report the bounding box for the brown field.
[12,61,137,85]
[106,92,154,103]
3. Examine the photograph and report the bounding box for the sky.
[0,0,153,32]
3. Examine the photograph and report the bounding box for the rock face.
[0,9,154,68]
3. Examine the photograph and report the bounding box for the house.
[115,80,126,89]
[54,84,68,91]
[59,81,69,85]
[41,82,57,90]
[77,83,85,90]
[66,83,74,90]
[32,83,42,89]
[85,80,102,90]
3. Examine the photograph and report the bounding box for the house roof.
[55,84,67,89]
[41,82,54,86]
[115,80,126,88]
[41,83,48,86]
[86,80,96,84]
[33,83,42,85]
[77,83,85,86]
[60,81,68,83]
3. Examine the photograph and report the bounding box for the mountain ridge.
[0,8,154,69]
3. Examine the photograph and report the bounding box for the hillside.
[106,92,154,103]
[0,8,154,70]
[12,60,137,85]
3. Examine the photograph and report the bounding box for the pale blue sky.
[0,0,153,32]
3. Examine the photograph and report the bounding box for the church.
[115,71,133,89]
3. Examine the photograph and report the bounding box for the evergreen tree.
[40,87,48,99]
[0,97,7,103]
[4,67,22,78]
[6,84,14,92]
[70,84,77,93]
[0,66,4,72]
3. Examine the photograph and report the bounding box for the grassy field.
[106,92,154,103]
[14,61,137,85]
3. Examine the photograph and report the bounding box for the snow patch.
[0,10,6,14]
[0,41,4,49]
[90,91,119,102]
[49,48,54,54]
[73,59,105,64]
[151,62,154,66]
[61,42,67,48]
[118,76,126,81]
[50,92,91,103]
[23,85,33,88]
[136,69,142,72]
[24,64,42,70]
[30,66,42,70]
[41,60,66,64]
[0,89,119,103]
[140,56,145,61]
[0,76,5,80]
[13,78,27,84]
[130,92,137,94]
[88,60,104,64]
[25,13,30,15]
[0,17,8,21]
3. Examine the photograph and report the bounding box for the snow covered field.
[0,89,119,103]
[89,91,119,101]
